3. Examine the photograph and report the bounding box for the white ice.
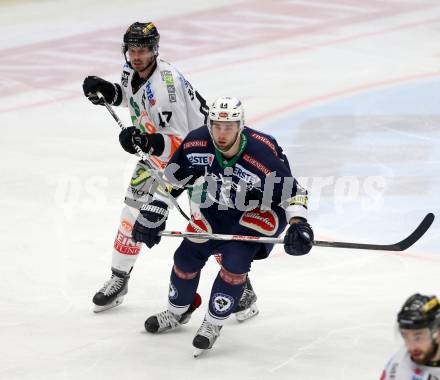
[0,1,439,379]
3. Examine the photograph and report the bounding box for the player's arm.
[131,139,198,248]
[177,72,209,129]
[151,72,208,161]
[260,145,313,255]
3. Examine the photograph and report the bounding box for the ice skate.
[234,277,259,322]
[145,293,202,333]
[192,318,222,357]
[93,268,130,313]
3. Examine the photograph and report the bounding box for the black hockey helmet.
[122,22,160,57]
[397,293,440,331]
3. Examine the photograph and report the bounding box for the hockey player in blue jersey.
[131,97,314,355]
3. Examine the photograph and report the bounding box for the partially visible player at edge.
[131,97,314,356]
[82,22,259,320]
[381,293,440,379]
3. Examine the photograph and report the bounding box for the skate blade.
[93,296,124,313]
[193,348,206,358]
[235,303,259,322]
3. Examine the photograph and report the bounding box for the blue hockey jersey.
[162,126,308,257]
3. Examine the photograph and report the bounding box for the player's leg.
[214,253,259,321]
[193,241,258,356]
[145,240,208,333]
[92,162,152,312]
[92,205,141,312]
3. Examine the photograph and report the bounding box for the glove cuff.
[143,204,168,216]
[112,83,123,106]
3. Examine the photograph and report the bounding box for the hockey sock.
[111,206,141,273]
[168,265,200,315]
[206,272,246,325]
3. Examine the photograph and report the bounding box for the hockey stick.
[160,213,435,251]
[96,94,209,234]
[95,96,434,252]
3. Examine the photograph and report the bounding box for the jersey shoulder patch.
[246,128,281,158]
[121,63,132,87]
[182,127,210,150]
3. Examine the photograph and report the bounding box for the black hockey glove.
[132,200,169,248]
[82,76,120,105]
[284,218,314,256]
[119,127,165,156]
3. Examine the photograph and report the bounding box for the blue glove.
[132,200,169,248]
[284,219,313,255]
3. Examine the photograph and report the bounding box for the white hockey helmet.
[208,97,245,130]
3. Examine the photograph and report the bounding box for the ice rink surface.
[1,1,439,379]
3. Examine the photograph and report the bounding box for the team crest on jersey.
[169,283,178,300]
[145,81,156,106]
[187,153,214,166]
[239,208,279,236]
[212,293,234,314]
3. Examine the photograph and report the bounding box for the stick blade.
[314,213,435,252]
[393,213,435,251]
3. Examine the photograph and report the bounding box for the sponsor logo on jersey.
[114,231,141,255]
[250,132,278,157]
[130,167,152,187]
[286,194,308,208]
[182,76,195,100]
[187,153,214,166]
[161,70,177,103]
[243,154,271,175]
[212,293,234,314]
[183,140,208,149]
[232,164,260,185]
[121,71,129,87]
[239,208,279,236]
[161,70,174,85]
[145,81,156,106]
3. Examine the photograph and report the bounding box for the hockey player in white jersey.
[381,293,440,379]
[82,22,259,318]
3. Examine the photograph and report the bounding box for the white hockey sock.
[111,205,142,273]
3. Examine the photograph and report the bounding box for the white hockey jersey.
[381,347,440,380]
[119,58,208,168]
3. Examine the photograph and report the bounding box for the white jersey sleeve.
[381,347,440,380]
[119,64,130,107]
[119,59,208,167]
